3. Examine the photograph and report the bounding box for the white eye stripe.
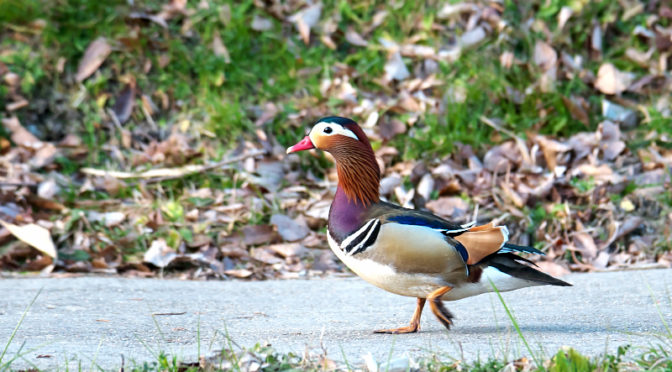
[313,122,359,140]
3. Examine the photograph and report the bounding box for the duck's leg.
[374,298,426,334]
[428,286,454,330]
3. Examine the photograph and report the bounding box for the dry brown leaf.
[242,224,276,245]
[384,51,410,81]
[561,96,590,126]
[251,247,283,265]
[270,214,310,242]
[425,197,468,219]
[534,41,557,71]
[87,211,126,227]
[251,15,272,31]
[597,121,625,160]
[568,132,598,160]
[143,239,176,268]
[379,119,406,140]
[112,82,136,124]
[557,6,572,30]
[594,63,634,95]
[7,98,28,111]
[460,26,486,49]
[2,116,43,149]
[76,37,112,82]
[31,143,59,169]
[483,142,521,173]
[345,27,368,47]
[268,243,305,258]
[535,261,570,278]
[224,268,253,278]
[574,164,622,184]
[573,232,597,260]
[0,221,57,259]
[212,31,231,63]
[416,173,435,200]
[289,4,322,45]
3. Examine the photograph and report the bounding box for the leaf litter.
[1,0,671,280]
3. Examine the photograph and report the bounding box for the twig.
[80,149,265,180]
[480,116,532,166]
[0,182,37,188]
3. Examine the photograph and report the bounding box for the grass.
[3,0,670,161]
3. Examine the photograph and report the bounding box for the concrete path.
[1,270,671,370]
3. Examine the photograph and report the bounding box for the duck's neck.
[327,151,380,243]
[328,186,369,243]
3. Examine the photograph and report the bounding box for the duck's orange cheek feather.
[311,134,337,150]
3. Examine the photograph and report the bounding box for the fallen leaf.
[562,96,590,126]
[378,119,406,140]
[251,247,283,264]
[242,225,275,245]
[111,82,136,124]
[620,199,635,212]
[594,63,634,95]
[225,268,253,278]
[425,197,468,219]
[289,4,322,45]
[0,221,57,259]
[37,179,60,199]
[7,98,28,111]
[416,173,435,200]
[251,15,273,31]
[268,243,305,258]
[345,27,368,47]
[557,6,572,30]
[30,143,59,169]
[437,3,478,19]
[597,121,625,160]
[601,100,638,127]
[271,214,310,242]
[143,239,176,268]
[534,41,557,71]
[76,37,112,82]
[573,232,597,260]
[535,261,570,278]
[384,51,410,81]
[212,31,231,63]
[483,141,522,173]
[459,26,486,48]
[87,211,126,227]
[2,116,43,149]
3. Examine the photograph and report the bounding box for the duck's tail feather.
[499,242,545,256]
[485,253,572,287]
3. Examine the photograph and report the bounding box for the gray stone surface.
[1,269,671,370]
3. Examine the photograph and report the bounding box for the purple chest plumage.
[328,186,368,243]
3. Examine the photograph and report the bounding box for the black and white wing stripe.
[340,219,381,256]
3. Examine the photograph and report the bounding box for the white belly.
[327,231,540,300]
[442,267,541,300]
[327,231,442,297]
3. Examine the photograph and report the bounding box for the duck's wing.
[365,201,544,266]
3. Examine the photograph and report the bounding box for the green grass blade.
[0,287,43,364]
[488,279,542,369]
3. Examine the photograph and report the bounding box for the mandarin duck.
[287,116,571,334]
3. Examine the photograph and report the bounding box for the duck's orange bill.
[286,136,315,154]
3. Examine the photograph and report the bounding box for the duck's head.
[287,116,380,205]
[286,116,367,155]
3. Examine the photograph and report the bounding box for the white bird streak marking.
[339,219,376,254]
[349,219,380,255]
[320,122,359,140]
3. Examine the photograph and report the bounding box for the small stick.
[80,149,265,180]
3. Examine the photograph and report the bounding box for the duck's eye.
[323,126,333,134]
